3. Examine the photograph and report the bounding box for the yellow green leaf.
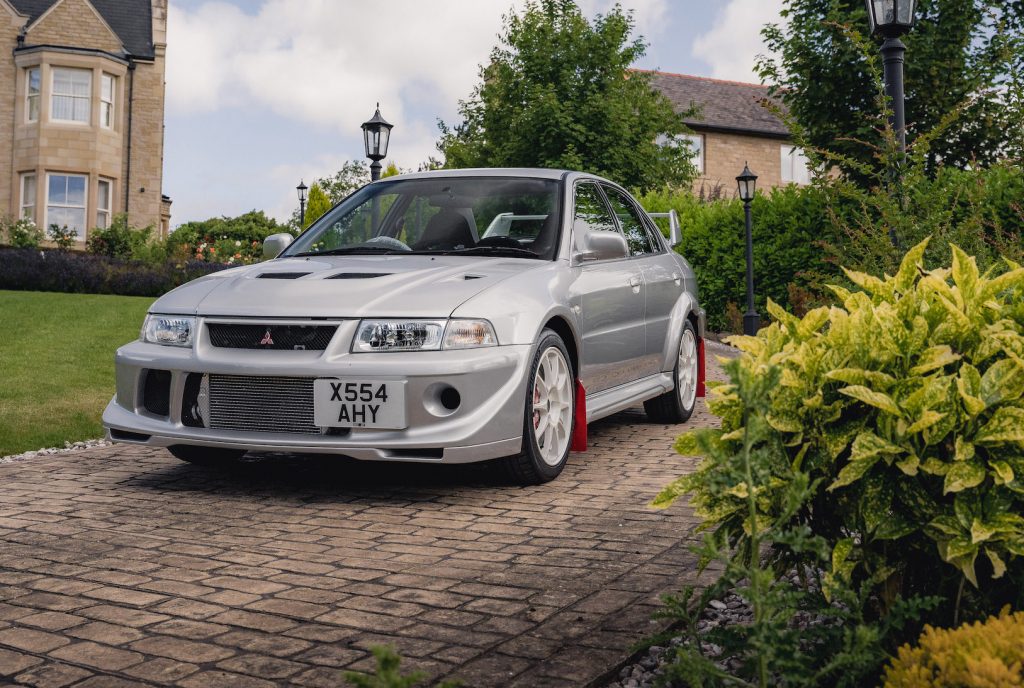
[991,461,1015,485]
[980,358,1024,407]
[975,407,1024,445]
[907,411,945,435]
[957,365,986,417]
[850,431,905,462]
[839,385,902,415]
[894,237,929,293]
[725,483,750,499]
[825,368,896,389]
[842,268,892,299]
[985,548,1007,578]
[909,345,961,375]
[944,460,987,494]
[971,518,996,544]
[955,436,975,462]
[896,454,920,476]
[951,245,980,307]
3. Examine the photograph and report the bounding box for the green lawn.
[0,290,153,456]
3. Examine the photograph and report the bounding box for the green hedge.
[639,184,835,332]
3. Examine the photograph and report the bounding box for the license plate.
[313,379,407,429]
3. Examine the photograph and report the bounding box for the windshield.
[283,176,562,260]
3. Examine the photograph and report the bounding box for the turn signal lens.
[443,320,498,349]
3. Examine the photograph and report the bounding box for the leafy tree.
[318,160,370,203]
[759,0,1021,177]
[380,161,403,179]
[438,0,695,192]
[168,210,285,253]
[303,182,331,229]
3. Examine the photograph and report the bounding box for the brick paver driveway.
[0,351,730,687]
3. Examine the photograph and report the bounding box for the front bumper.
[103,321,531,463]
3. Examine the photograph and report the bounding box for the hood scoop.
[463,274,484,280]
[328,272,392,280]
[257,272,311,279]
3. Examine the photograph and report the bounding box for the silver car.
[103,169,706,484]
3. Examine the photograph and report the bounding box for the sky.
[164,0,785,227]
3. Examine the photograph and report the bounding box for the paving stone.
[0,354,730,687]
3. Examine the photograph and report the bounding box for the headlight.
[443,319,498,349]
[353,320,446,352]
[352,319,498,352]
[142,314,195,347]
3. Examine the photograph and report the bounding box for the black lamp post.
[865,0,917,153]
[296,180,308,227]
[361,104,393,182]
[736,164,760,336]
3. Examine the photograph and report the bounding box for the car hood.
[152,254,543,318]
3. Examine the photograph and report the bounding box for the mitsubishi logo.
[259,329,274,346]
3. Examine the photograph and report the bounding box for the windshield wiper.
[291,246,407,257]
[444,246,540,258]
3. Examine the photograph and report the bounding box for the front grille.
[207,323,338,350]
[208,375,320,435]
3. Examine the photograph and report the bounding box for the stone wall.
[693,129,791,196]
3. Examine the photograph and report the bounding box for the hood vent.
[257,272,311,279]
[464,274,484,280]
[328,272,391,280]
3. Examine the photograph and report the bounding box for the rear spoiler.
[646,209,681,247]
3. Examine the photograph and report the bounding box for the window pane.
[604,186,654,256]
[67,176,86,205]
[98,180,111,210]
[96,210,110,229]
[102,74,113,101]
[28,96,39,121]
[28,68,40,95]
[48,175,67,204]
[22,175,36,205]
[573,183,617,234]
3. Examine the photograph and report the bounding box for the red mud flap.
[571,380,587,452]
[697,337,706,398]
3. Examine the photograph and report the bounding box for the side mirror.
[262,233,294,260]
[575,231,628,263]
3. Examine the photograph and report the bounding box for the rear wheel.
[168,445,245,466]
[500,330,575,485]
[644,320,699,424]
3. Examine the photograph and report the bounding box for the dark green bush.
[638,184,835,332]
[86,214,155,260]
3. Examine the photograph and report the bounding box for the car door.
[601,185,679,378]
[571,182,647,393]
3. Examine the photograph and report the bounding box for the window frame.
[601,183,660,258]
[96,178,113,229]
[781,145,812,185]
[26,67,40,123]
[20,173,36,222]
[100,73,115,129]
[45,172,89,240]
[50,67,92,125]
[570,180,629,264]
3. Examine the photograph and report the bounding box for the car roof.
[377,168,615,185]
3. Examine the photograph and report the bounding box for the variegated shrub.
[657,239,1024,611]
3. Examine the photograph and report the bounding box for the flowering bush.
[1,217,44,248]
[47,224,79,251]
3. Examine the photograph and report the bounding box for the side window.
[603,186,655,256]
[573,183,617,235]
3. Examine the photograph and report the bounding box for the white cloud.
[692,0,784,83]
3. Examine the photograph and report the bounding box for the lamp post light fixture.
[736,163,760,336]
[865,0,917,153]
[361,103,394,182]
[296,179,308,228]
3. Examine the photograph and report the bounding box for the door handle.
[672,272,681,285]
[629,275,642,292]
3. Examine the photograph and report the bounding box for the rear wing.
[645,209,681,247]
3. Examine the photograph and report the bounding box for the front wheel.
[644,320,699,424]
[168,445,245,466]
[500,330,575,485]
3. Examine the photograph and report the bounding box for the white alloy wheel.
[531,346,574,467]
[676,327,698,411]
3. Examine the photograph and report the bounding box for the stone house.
[644,70,812,195]
[0,0,169,242]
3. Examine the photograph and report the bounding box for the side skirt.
[585,372,674,424]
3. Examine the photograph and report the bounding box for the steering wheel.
[476,236,524,249]
[365,236,412,251]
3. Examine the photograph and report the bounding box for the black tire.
[500,329,575,485]
[167,445,245,466]
[645,320,699,424]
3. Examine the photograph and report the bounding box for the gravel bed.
[0,439,111,464]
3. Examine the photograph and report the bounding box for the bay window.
[101,73,115,128]
[97,179,113,228]
[51,68,92,124]
[46,174,88,239]
[26,68,40,123]
[20,174,36,222]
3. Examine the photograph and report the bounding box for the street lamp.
[865,0,917,152]
[736,163,760,336]
[296,180,308,227]
[361,104,393,182]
